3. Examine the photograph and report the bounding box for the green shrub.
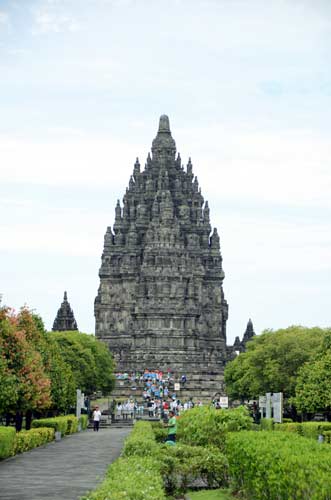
[0,426,16,459]
[65,415,79,434]
[32,416,68,435]
[274,422,331,440]
[177,406,252,448]
[282,418,293,423]
[14,428,54,454]
[158,443,228,496]
[122,420,160,457]
[151,421,168,442]
[273,422,303,434]
[80,414,88,430]
[302,422,331,440]
[323,431,331,443]
[81,455,166,500]
[260,418,274,431]
[226,430,331,499]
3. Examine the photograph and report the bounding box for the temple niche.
[95,116,229,395]
[52,291,78,331]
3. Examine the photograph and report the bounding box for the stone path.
[0,427,131,500]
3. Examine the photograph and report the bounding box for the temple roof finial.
[158,114,171,133]
[63,291,68,302]
[151,114,176,160]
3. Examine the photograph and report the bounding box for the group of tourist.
[112,397,202,420]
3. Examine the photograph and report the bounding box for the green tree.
[224,326,326,400]
[0,308,52,416]
[294,332,331,415]
[50,331,115,395]
[18,309,76,412]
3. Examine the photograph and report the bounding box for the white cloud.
[31,3,81,35]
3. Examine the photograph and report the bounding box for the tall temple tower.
[52,291,78,331]
[95,116,229,393]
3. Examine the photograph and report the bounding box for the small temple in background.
[233,318,256,353]
[52,291,78,331]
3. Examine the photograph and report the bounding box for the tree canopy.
[224,326,327,401]
[0,307,51,415]
[294,333,331,415]
[50,330,115,396]
[0,306,115,418]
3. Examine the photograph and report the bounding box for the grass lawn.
[187,489,234,500]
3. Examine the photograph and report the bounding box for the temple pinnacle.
[158,114,171,133]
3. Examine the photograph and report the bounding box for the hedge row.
[226,430,331,499]
[31,414,79,435]
[1,414,86,460]
[83,420,229,499]
[274,421,331,440]
[14,428,55,454]
[0,426,54,459]
[176,405,252,448]
[82,455,165,500]
[0,427,16,459]
[80,414,89,430]
[82,422,165,500]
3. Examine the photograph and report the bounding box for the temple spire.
[52,291,78,331]
[151,114,176,161]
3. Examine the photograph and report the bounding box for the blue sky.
[0,0,330,343]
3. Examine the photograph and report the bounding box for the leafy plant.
[226,430,331,499]
[177,405,252,449]
[0,426,16,458]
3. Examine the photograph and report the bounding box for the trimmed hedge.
[83,420,229,499]
[159,443,228,496]
[66,415,79,434]
[323,431,331,443]
[260,418,274,431]
[81,455,166,500]
[80,414,88,430]
[226,430,331,499]
[274,421,331,440]
[0,426,16,459]
[32,415,79,436]
[177,405,252,448]
[14,428,54,454]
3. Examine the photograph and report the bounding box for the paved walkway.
[0,427,131,500]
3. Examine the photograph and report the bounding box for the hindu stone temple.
[52,291,78,331]
[95,115,229,398]
[233,318,256,354]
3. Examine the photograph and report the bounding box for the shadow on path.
[0,427,131,500]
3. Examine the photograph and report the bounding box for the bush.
[323,431,331,443]
[122,420,160,457]
[177,406,252,448]
[260,418,274,431]
[158,443,228,496]
[81,455,166,500]
[65,415,79,434]
[151,421,168,442]
[274,422,331,440]
[0,426,16,459]
[301,422,331,440]
[32,416,69,435]
[80,414,88,430]
[273,422,303,434]
[14,427,54,454]
[226,430,331,499]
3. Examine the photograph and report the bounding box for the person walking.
[92,405,102,432]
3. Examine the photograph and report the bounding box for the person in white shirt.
[92,405,102,432]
